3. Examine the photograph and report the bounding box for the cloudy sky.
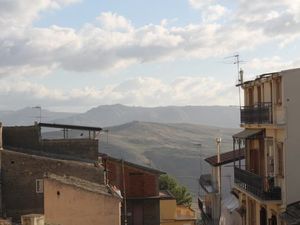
[1,0,300,112]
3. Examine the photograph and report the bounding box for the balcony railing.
[234,167,281,201]
[241,102,272,124]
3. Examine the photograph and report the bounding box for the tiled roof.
[45,173,121,199]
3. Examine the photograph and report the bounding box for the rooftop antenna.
[224,54,245,108]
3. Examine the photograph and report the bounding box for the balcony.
[241,102,272,124]
[234,167,281,201]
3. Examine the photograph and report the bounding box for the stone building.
[0,122,120,222]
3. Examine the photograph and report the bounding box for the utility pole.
[216,137,222,223]
[122,159,128,225]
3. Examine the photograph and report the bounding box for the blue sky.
[1,0,300,112]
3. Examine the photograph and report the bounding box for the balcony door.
[260,207,267,225]
[250,149,259,174]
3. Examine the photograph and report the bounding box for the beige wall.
[282,69,300,205]
[44,179,121,225]
[160,200,196,225]
[160,200,177,220]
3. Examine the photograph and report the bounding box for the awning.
[233,129,263,139]
[281,202,300,225]
[205,149,245,167]
[222,194,240,212]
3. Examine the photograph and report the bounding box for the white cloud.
[97,12,133,32]
[0,0,80,27]
[0,76,238,110]
[244,56,300,77]
[1,0,300,78]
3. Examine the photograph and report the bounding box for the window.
[277,142,284,177]
[36,179,44,193]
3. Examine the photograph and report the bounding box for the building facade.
[233,69,300,225]
[44,174,121,225]
[0,123,105,222]
[100,154,165,225]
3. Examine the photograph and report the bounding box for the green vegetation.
[159,174,193,207]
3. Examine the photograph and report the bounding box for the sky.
[1,0,300,112]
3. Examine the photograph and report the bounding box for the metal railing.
[234,167,281,201]
[241,102,273,124]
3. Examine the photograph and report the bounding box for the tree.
[159,174,193,207]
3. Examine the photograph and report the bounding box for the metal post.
[216,137,222,223]
[122,159,127,225]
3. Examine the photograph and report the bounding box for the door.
[133,202,143,225]
[260,207,267,225]
[250,149,259,174]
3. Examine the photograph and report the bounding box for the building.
[44,173,121,225]
[199,150,245,225]
[160,190,197,225]
[233,69,300,225]
[100,153,166,225]
[0,123,108,222]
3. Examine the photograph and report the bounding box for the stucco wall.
[282,69,300,205]
[1,150,104,221]
[160,200,176,220]
[44,179,121,225]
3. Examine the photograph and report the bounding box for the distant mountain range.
[0,104,240,128]
[1,104,240,198]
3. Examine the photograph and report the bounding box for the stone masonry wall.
[1,150,104,221]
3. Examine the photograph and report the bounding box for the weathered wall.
[282,69,300,205]
[1,150,104,221]
[2,126,98,161]
[44,179,120,225]
[0,123,3,149]
[106,160,159,198]
[41,139,98,161]
[2,126,40,150]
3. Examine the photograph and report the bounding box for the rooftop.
[39,122,102,132]
[99,153,165,175]
[45,173,121,199]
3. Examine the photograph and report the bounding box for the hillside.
[43,121,239,198]
[99,121,239,197]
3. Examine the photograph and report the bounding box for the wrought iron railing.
[234,167,281,201]
[241,102,273,124]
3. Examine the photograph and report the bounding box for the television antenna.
[224,53,246,107]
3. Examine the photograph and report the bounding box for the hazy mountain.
[53,104,240,128]
[0,107,77,126]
